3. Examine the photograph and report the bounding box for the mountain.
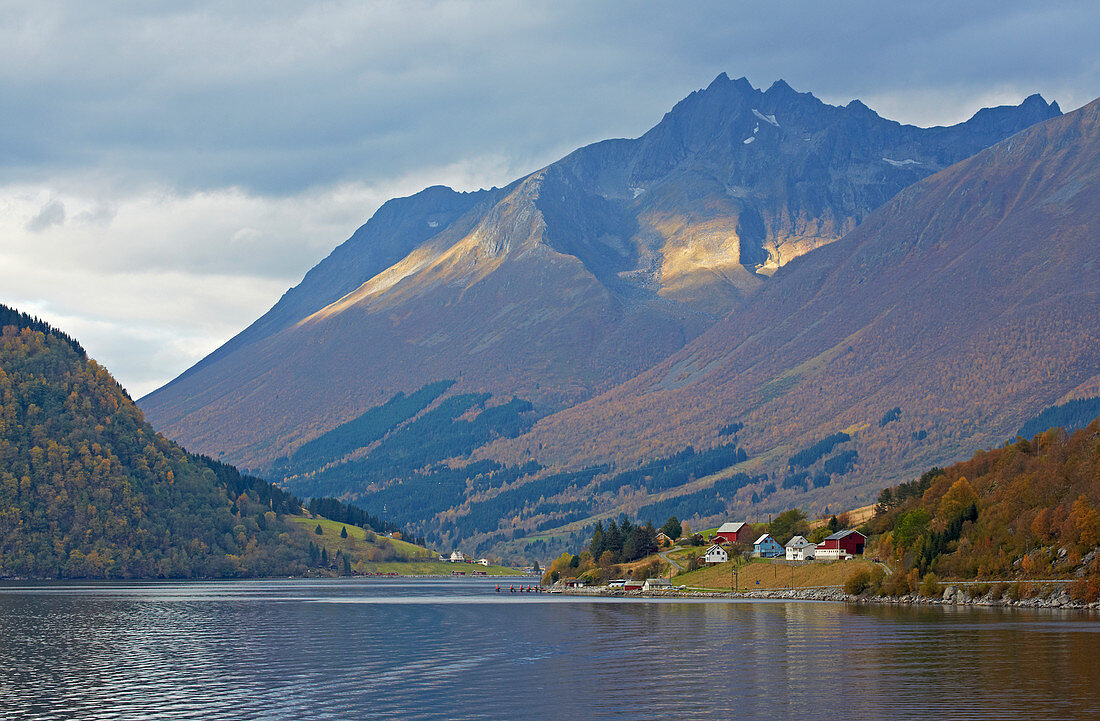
[0,304,420,578]
[492,95,1100,531]
[139,75,1060,470]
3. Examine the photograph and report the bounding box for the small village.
[698,521,867,565]
[534,512,876,594]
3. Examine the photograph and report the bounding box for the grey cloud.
[1,1,1097,197]
[25,198,65,231]
[73,204,117,226]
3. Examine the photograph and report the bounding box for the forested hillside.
[0,305,419,578]
[867,422,1100,595]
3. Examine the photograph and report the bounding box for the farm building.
[714,522,752,544]
[815,529,866,560]
[752,534,785,558]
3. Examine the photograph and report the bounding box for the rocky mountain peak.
[140,76,1070,474]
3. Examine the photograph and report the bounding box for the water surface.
[1,578,1097,720]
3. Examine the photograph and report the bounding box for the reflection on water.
[0,578,1097,720]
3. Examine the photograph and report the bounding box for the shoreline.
[0,573,534,584]
[561,584,1100,611]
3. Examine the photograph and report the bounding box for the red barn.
[818,529,866,555]
[714,522,752,544]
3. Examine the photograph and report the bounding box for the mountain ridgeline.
[140,75,1060,473]
[136,74,1097,561]
[497,94,1100,536]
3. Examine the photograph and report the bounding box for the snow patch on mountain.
[752,109,780,127]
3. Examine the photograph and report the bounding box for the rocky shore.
[561,584,1100,611]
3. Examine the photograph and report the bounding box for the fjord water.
[1,578,1097,720]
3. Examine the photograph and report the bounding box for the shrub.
[881,568,917,597]
[1069,574,1100,604]
[990,582,1008,601]
[844,569,874,595]
[844,567,885,595]
[918,573,941,597]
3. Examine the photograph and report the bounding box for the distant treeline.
[278,380,455,474]
[594,444,747,494]
[788,432,851,469]
[1,303,85,358]
[307,497,401,535]
[285,388,537,503]
[879,407,901,427]
[192,455,302,515]
[1016,397,1100,440]
[635,472,768,525]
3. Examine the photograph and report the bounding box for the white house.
[785,536,816,561]
[702,544,728,565]
[643,577,672,591]
[449,550,467,563]
[475,558,490,566]
[753,534,785,558]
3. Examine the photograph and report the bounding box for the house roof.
[717,522,747,533]
[785,535,814,548]
[705,544,726,554]
[753,534,775,545]
[824,529,866,541]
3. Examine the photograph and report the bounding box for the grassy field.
[290,515,432,557]
[674,557,877,591]
[288,516,523,576]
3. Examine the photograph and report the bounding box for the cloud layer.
[1,0,1098,397]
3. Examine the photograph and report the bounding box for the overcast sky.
[2,0,1098,398]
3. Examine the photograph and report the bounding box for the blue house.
[752,533,785,558]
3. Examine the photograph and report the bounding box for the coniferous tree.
[588,522,605,559]
[659,517,682,540]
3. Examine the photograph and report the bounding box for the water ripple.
[0,579,1098,720]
